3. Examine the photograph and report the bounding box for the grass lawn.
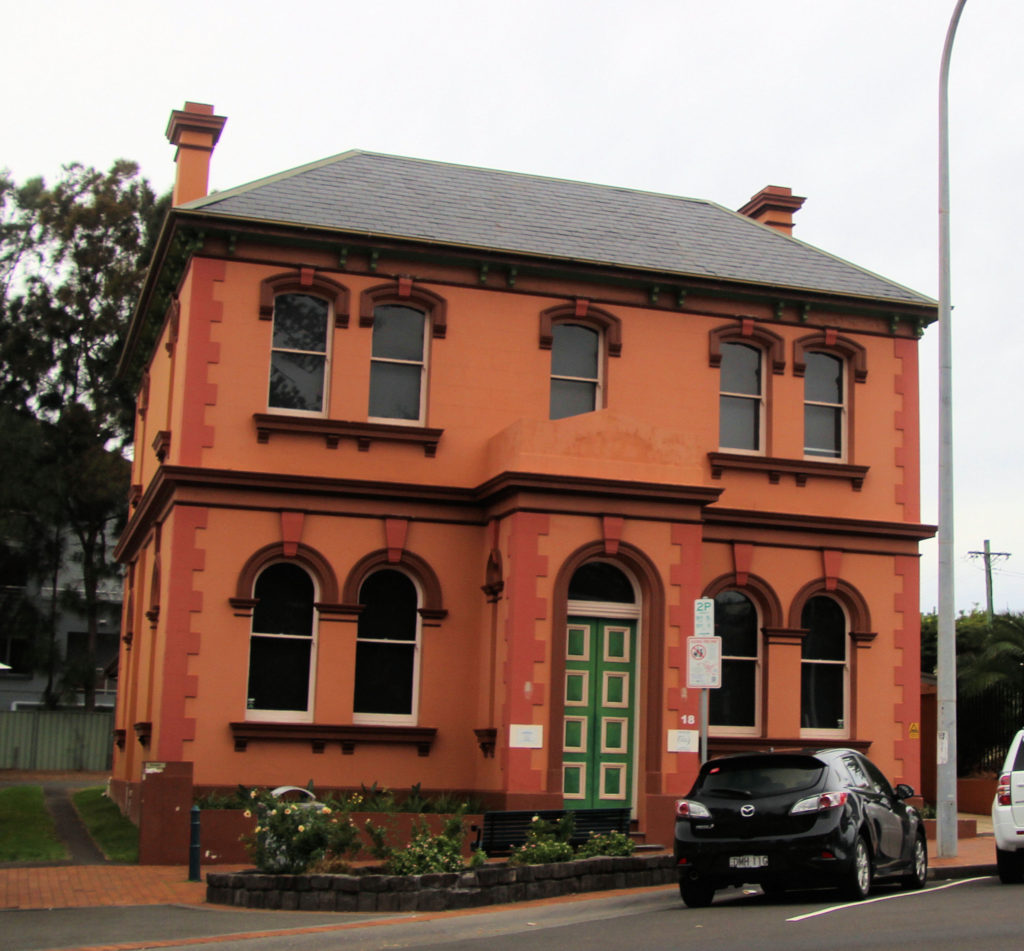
[0,786,68,863]
[72,787,138,862]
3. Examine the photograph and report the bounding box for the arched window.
[709,590,760,732]
[369,305,428,423]
[804,352,844,459]
[247,563,316,718]
[550,323,601,420]
[353,569,421,721]
[269,293,331,414]
[719,342,763,452]
[801,595,848,732]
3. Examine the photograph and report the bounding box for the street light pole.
[936,0,968,859]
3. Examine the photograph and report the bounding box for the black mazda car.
[673,748,927,907]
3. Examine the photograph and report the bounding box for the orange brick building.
[111,102,936,849]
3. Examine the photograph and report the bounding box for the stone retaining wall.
[207,854,678,912]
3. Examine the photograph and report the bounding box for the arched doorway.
[561,561,641,809]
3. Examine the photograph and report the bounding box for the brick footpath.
[0,865,247,910]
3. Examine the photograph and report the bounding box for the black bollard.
[188,804,201,882]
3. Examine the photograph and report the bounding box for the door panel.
[563,617,636,808]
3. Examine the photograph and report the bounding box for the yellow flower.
[297,824,305,832]
[249,789,258,799]
[321,806,332,815]
[243,810,252,818]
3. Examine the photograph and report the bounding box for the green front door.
[562,617,637,808]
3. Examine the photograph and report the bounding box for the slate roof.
[184,151,933,308]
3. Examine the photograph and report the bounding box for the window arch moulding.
[787,577,874,641]
[259,270,350,328]
[702,572,784,629]
[342,548,448,625]
[792,331,867,383]
[359,280,447,338]
[539,301,622,356]
[230,542,343,617]
[708,320,785,374]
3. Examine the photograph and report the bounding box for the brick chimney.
[737,185,806,235]
[165,102,227,206]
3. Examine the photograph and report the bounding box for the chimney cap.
[165,101,227,148]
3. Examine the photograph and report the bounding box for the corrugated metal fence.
[0,710,114,770]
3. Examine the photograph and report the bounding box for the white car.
[993,729,1024,883]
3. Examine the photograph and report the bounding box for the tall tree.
[0,161,167,707]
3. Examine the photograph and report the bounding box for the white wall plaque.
[510,724,544,749]
[667,729,699,753]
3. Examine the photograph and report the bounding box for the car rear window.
[697,756,825,797]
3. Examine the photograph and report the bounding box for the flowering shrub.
[365,811,482,874]
[574,829,635,858]
[243,789,361,873]
[508,814,575,866]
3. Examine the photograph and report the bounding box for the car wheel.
[901,833,928,890]
[997,847,1024,885]
[679,878,716,908]
[841,836,873,900]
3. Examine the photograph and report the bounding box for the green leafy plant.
[364,810,478,874]
[357,782,398,814]
[508,814,575,866]
[575,829,635,858]
[194,785,252,809]
[243,788,361,873]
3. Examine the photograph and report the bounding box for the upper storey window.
[369,304,428,423]
[719,342,763,452]
[269,293,330,414]
[550,323,601,420]
[804,352,844,459]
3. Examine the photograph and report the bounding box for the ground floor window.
[353,569,420,721]
[710,590,760,731]
[247,563,316,716]
[800,595,847,732]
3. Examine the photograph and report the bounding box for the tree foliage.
[921,609,1024,695]
[0,162,166,706]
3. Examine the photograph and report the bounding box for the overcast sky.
[5,0,1021,614]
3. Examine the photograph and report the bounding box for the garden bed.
[206,853,677,912]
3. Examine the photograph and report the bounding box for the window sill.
[707,452,868,490]
[253,413,443,457]
[229,721,437,756]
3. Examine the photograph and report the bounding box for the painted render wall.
[112,229,928,846]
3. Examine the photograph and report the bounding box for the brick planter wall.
[206,853,677,912]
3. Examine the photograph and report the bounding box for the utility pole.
[967,540,1011,627]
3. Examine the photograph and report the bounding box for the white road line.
[786,877,989,921]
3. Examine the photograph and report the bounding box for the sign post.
[688,598,720,763]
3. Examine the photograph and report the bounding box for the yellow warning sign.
[908,722,920,739]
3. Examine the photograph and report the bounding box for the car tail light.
[676,799,711,819]
[790,790,849,815]
[997,774,1012,807]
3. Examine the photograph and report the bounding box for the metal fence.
[0,709,114,770]
[958,683,1024,775]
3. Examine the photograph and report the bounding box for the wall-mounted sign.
[510,724,544,749]
[667,729,699,753]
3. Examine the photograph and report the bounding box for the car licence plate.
[729,855,768,869]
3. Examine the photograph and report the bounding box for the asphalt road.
[6,875,1022,951]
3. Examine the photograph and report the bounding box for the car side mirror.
[895,783,915,801]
